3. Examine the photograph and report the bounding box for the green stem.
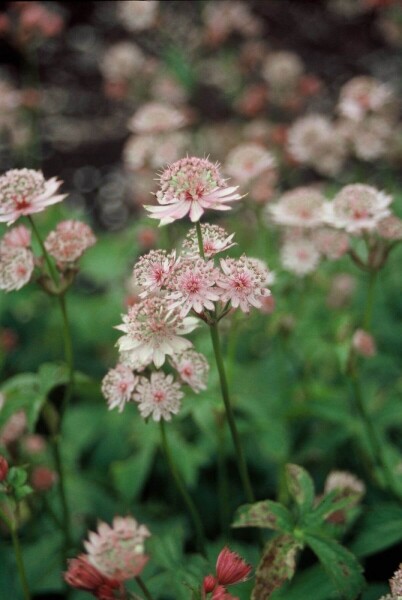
[363,270,377,331]
[0,507,31,600]
[216,416,230,536]
[52,436,73,552]
[209,322,255,504]
[159,421,207,556]
[59,293,74,411]
[28,215,59,285]
[135,576,155,600]
[195,221,205,259]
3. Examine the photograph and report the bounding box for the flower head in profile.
[182,224,236,258]
[0,244,34,292]
[0,169,66,225]
[218,255,273,313]
[268,187,326,228]
[324,470,366,501]
[326,184,392,233]
[2,225,31,248]
[133,249,177,296]
[167,258,221,317]
[64,554,123,598]
[128,101,186,134]
[377,215,402,240]
[203,546,252,599]
[44,220,96,265]
[133,372,183,421]
[145,157,242,225]
[170,349,209,393]
[101,364,138,413]
[84,516,150,581]
[116,296,198,368]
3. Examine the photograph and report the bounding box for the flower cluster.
[202,547,252,599]
[65,515,150,598]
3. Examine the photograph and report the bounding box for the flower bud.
[0,456,9,482]
[203,574,217,593]
[352,329,377,358]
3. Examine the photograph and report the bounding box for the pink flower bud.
[203,574,217,593]
[64,555,122,599]
[30,466,57,491]
[0,456,9,482]
[352,329,377,358]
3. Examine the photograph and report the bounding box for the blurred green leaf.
[233,500,294,532]
[252,534,302,600]
[286,464,315,515]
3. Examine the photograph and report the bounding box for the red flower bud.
[215,547,252,586]
[203,574,217,593]
[0,455,8,482]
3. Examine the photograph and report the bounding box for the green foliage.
[252,535,302,600]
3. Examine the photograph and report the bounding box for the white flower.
[133,372,183,421]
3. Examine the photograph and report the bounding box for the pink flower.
[145,157,242,225]
[268,187,326,228]
[352,329,377,357]
[0,410,27,446]
[212,586,238,600]
[84,516,150,581]
[390,564,402,598]
[0,455,8,482]
[128,102,186,134]
[133,372,183,421]
[0,169,66,225]
[216,547,252,586]
[0,244,34,292]
[133,249,177,296]
[30,466,57,491]
[44,220,96,264]
[2,225,31,248]
[325,184,392,233]
[101,364,138,413]
[224,143,276,183]
[64,554,123,598]
[167,258,221,316]
[203,575,218,593]
[182,224,236,259]
[313,227,349,260]
[170,349,209,393]
[218,255,273,313]
[280,238,320,277]
[377,215,402,240]
[116,297,198,368]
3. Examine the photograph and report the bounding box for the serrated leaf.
[232,500,294,532]
[251,534,302,600]
[304,490,362,529]
[305,533,364,600]
[351,503,402,558]
[286,464,315,514]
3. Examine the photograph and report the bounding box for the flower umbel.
[0,169,66,225]
[116,296,198,368]
[133,249,177,296]
[182,223,236,259]
[145,156,242,225]
[44,220,96,265]
[84,516,150,581]
[170,349,209,393]
[167,258,221,317]
[133,371,183,421]
[101,364,138,413]
[218,255,272,312]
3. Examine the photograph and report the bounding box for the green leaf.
[305,533,364,600]
[233,500,294,533]
[14,484,33,501]
[286,464,315,514]
[351,503,402,558]
[251,534,302,600]
[0,373,44,432]
[112,443,157,502]
[304,490,363,529]
[37,362,69,396]
[269,564,338,600]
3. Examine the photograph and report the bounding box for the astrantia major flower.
[326,184,392,233]
[167,258,221,317]
[0,169,66,225]
[218,255,272,313]
[132,249,177,296]
[312,227,349,260]
[170,349,209,393]
[2,225,31,248]
[101,364,138,413]
[84,516,150,581]
[376,215,402,240]
[116,296,198,368]
[0,244,34,292]
[64,554,123,597]
[134,371,183,421]
[280,237,320,276]
[44,220,96,265]
[182,223,236,258]
[268,186,326,228]
[224,143,276,183]
[145,156,242,225]
[128,101,186,134]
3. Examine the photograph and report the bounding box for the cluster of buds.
[265,183,402,277]
[202,547,252,599]
[102,157,273,421]
[0,169,96,294]
[65,516,150,599]
[0,457,32,503]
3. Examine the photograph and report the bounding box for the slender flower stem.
[28,216,74,556]
[0,506,31,600]
[209,323,255,504]
[159,421,207,556]
[195,220,256,504]
[135,576,155,600]
[363,270,377,331]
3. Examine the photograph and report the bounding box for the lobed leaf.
[285,463,315,514]
[232,500,294,532]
